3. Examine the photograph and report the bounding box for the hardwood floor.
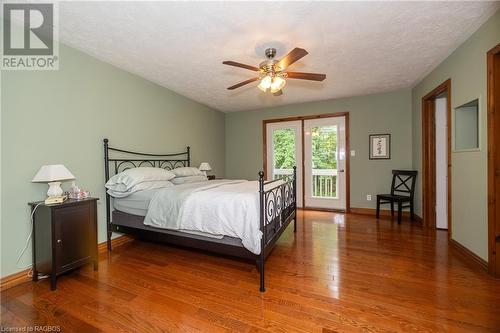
[2,210,500,332]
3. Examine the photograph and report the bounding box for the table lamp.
[32,165,75,198]
[199,162,212,176]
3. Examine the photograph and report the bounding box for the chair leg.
[397,201,402,224]
[390,201,394,216]
[410,201,414,221]
[376,196,380,219]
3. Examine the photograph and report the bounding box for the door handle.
[496,235,500,242]
[339,169,345,173]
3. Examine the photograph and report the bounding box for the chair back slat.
[390,170,417,198]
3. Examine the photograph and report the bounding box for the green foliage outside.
[311,126,337,169]
[273,127,337,169]
[273,129,296,169]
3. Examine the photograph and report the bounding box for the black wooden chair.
[376,170,418,224]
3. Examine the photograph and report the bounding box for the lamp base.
[47,181,63,197]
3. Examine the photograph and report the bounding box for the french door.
[266,121,303,207]
[265,115,347,210]
[304,117,346,210]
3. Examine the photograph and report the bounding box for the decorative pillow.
[171,175,208,185]
[107,180,174,198]
[171,166,203,177]
[105,167,175,192]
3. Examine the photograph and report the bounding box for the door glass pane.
[311,125,338,198]
[273,128,295,181]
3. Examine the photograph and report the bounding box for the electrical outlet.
[351,150,356,157]
[366,194,372,201]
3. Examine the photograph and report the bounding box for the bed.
[103,139,297,292]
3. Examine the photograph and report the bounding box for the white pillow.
[107,180,174,198]
[171,175,208,185]
[105,167,175,192]
[171,167,203,177]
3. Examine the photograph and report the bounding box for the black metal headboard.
[102,138,190,250]
[103,138,190,182]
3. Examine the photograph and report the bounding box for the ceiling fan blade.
[286,71,326,81]
[227,77,260,90]
[273,90,283,96]
[222,61,260,71]
[277,48,308,69]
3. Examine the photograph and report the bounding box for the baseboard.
[97,235,134,254]
[0,269,31,291]
[300,207,423,222]
[1,235,134,291]
[350,207,421,218]
[449,239,488,271]
[299,207,346,213]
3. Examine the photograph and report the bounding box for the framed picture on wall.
[369,134,391,159]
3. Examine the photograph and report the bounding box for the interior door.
[304,117,346,210]
[266,121,303,207]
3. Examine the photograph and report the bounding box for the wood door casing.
[421,79,452,234]
[487,43,500,277]
[262,112,350,212]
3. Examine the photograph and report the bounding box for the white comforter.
[143,180,264,254]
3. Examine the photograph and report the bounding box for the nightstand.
[29,198,98,290]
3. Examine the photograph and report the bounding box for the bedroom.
[1,1,500,332]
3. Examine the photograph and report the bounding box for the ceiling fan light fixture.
[258,75,272,92]
[270,76,286,93]
[223,47,326,94]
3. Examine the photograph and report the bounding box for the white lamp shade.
[199,162,212,172]
[32,165,75,183]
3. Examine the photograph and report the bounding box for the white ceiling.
[58,1,499,112]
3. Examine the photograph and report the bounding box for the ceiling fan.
[223,47,326,96]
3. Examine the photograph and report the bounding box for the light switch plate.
[351,150,356,157]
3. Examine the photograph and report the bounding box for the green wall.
[225,89,413,209]
[1,43,225,277]
[412,10,500,260]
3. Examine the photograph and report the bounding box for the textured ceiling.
[57,1,499,112]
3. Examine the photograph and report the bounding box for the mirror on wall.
[454,99,479,151]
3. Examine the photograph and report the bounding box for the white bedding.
[143,180,273,254]
[113,188,160,216]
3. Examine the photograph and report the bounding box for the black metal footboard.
[258,166,297,292]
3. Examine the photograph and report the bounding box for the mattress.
[113,188,158,216]
[112,210,244,248]
[113,187,225,239]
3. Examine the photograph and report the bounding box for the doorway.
[435,94,448,229]
[487,43,500,277]
[421,79,452,234]
[263,113,349,211]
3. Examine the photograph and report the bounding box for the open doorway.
[435,94,448,229]
[422,79,452,235]
[487,43,500,277]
